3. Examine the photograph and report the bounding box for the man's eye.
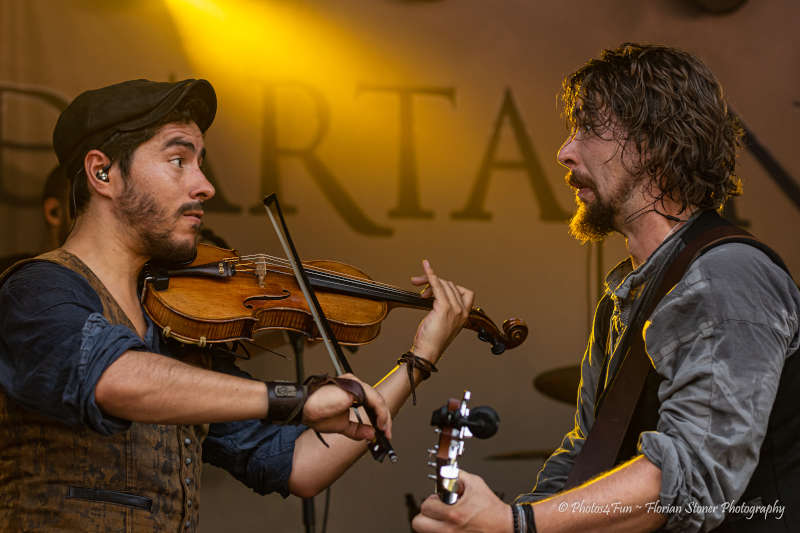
[570,125,591,139]
[170,158,183,168]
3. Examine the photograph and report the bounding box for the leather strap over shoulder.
[565,210,759,489]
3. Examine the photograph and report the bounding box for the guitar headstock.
[426,391,499,505]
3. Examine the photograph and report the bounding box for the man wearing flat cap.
[0,79,473,531]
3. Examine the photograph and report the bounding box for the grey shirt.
[515,217,800,532]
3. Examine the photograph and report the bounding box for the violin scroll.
[466,307,528,355]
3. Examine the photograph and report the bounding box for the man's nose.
[557,136,577,169]
[191,169,215,201]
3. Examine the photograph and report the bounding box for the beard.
[567,171,642,243]
[568,194,616,243]
[118,181,201,264]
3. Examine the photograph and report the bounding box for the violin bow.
[262,194,397,463]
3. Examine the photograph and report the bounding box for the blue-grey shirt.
[516,216,800,531]
[0,261,305,497]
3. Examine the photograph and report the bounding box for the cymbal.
[533,365,580,404]
[485,449,553,461]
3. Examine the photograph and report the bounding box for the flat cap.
[53,78,216,179]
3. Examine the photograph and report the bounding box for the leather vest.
[0,250,208,532]
[622,347,800,532]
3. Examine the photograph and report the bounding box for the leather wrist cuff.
[264,381,306,425]
[523,504,536,533]
[397,351,438,405]
[512,504,537,533]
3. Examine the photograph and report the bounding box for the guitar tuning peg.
[427,461,437,468]
[427,447,438,454]
[434,428,441,434]
[427,474,438,481]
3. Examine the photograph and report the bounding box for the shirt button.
[185,457,192,465]
[184,437,192,446]
[185,477,192,485]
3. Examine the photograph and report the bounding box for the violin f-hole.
[243,290,291,308]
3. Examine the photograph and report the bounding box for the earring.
[95,169,109,182]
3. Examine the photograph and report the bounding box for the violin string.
[242,261,424,300]
[235,255,408,293]
[218,253,426,299]
[231,259,409,293]
[220,252,419,297]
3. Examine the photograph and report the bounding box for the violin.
[141,243,528,354]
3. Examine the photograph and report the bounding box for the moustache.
[565,171,593,191]
[177,201,205,216]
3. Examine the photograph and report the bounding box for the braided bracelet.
[513,504,521,533]
[397,351,438,405]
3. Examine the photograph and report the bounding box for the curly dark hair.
[561,42,743,212]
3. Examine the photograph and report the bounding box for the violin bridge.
[255,257,267,288]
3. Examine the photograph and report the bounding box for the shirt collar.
[603,210,704,302]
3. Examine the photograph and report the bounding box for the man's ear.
[84,150,114,198]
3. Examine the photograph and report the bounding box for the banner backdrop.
[1,1,798,531]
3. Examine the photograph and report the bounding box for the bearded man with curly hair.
[413,43,800,533]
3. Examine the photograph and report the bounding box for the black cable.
[622,202,658,225]
[653,206,689,223]
[586,242,593,334]
[596,240,604,303]
[321,487,331,533]
[622,194,690,225]
[287,329,316,533]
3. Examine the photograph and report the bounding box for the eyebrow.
[162,136,206,161]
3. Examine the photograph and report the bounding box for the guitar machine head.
[426,391,500,504]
